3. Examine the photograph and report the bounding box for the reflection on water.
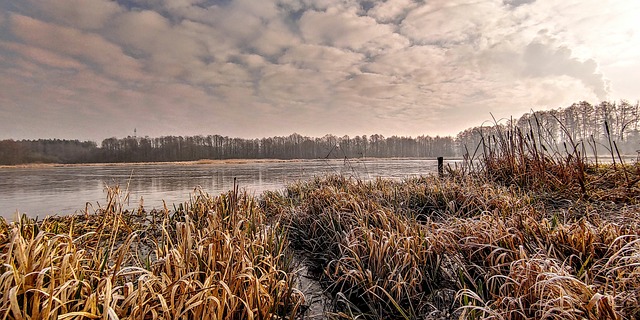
[0,159,448,219]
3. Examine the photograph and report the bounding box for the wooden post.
[437,157,444,177]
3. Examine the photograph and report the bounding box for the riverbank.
[0,186,307,319]
[266,171,640,319]
[0,158,310,169]
[2,158,640,319]
[0,156,463,169]
[1,154,635,170]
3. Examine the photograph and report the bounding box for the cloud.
[368,0,417,24]
[278,44,363,73]
[249,18,301,57]
[0,54,125,138]
[0,41,85,70]
[400,1,506,46]
[190,61,253,87]
[9,14,145,81]
[0,0,638,141]
[504,0,536,8]
[363,45,448,81]
[522,39,609,99]
[107,10,207,77]
[259,63,332,105]
[299,8,408,54]
[24,0,123,30]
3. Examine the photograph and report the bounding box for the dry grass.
[3,119,640,319]
[0,185,303,319]
[263,172,640,319]
[3,173,639,319]
[260,119,640,319]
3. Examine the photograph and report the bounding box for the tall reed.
[264,169,640,319]
[0,186,303,319]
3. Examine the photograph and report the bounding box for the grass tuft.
[0,186,303,319]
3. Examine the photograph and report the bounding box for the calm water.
[0,159,449,219]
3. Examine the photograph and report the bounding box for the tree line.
[457,100,640,157]
[0,134,455,165]
[1,100,639,165]
[0,139,97,165]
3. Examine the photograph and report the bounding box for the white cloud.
[1,0,639,140]
[513,1,640,61]
[24,0,123,29]
[0,41,86,70]
[162,0,210,10]
[522,39,609,99]
[190,62,253,87]
[299,8,408,54]
[183,20,241,62]
[9,14,146,81]
[249,18,301,57]
[259,63,332,104]
[401,1,507,46]
[368,0,417,23]
[108,10,207,77]
[278,44,363,73]
[232,53,269,70]
[364,45,448,81]
[503,0,536,9]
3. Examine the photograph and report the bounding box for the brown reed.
[0,186,304,320]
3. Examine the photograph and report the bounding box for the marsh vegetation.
[2,109,640,319]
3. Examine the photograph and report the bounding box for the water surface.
[0,158,448,219]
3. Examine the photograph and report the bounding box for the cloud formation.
[0,0,639,141]
[522,39,609,99]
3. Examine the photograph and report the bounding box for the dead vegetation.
[261,120,640,319]
[2,119,640,319]
[0,185,304,319]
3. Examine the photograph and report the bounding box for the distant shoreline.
[0,158,305,169]
[3,154,638,169]
[0,157,459,169]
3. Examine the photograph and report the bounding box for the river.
[0,158,454,219]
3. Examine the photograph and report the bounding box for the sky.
[0,0,639,141]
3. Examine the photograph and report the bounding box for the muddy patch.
[293,255,332,319]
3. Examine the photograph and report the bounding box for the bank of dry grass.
[260,121,640,319]
[264,172,639,319]
[0,185,304,319]
[2,122,640,319]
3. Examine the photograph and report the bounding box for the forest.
[1,100,639,165]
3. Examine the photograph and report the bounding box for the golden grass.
[0,186,303,319]
[263,172,640,319]
[3,171,639,319]
[3,120,640,319]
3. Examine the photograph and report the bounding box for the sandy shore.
[0,158,311,169]
[0,157,459,169]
